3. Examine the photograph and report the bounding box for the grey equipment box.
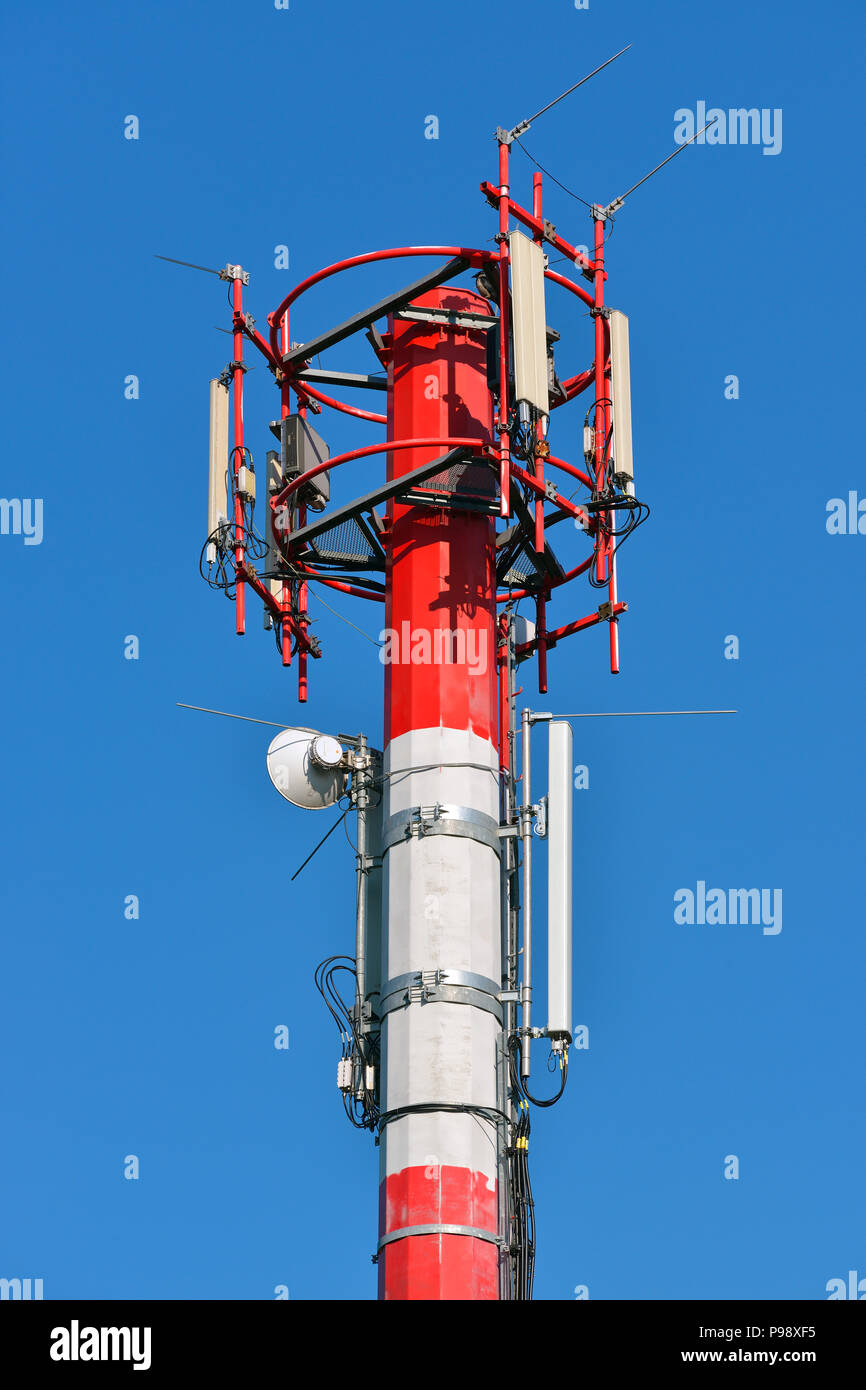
[281,416,330,512]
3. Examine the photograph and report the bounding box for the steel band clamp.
[377,1222,505,1252]
[381,803,502,857]
[379,967,505,1023]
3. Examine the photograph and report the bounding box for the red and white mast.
[193,49,667,1298]
[377,287,502,1298]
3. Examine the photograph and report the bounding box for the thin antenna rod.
[510,45,631,136]
[176,702,290,729]
[605,118,719,212]
[291,810,349,882]
[552,709,737,718]
[155,254,222,276]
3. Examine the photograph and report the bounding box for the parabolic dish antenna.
[266,727,347,809]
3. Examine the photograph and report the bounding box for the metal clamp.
[378,1223,504,1251]
[380,985,502,1024]
[379,968,505,1023]
[382,803,501,858]
[382,967,501,999]
[394,307,497,331]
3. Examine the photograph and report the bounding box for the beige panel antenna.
[207,379,229,562]
[508,229,549,415]
[609,310,634,494]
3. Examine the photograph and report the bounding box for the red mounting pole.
[590,213,620,673]
[532,171,545,560]
[279,311,292,668]
[608,502,621,674]
[536,591,548,695]
[592,213,608,593]
[532,171,549,694]
[297,396,308,704]
[497,139,511,519]
[231,271,246,635]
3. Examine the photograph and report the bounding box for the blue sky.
[1,0,863,1300]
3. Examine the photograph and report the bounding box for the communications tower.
[191,61,663,1298]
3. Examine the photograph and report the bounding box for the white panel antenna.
[546,720,573,1040]
[207,379,229,561]
[508,230,549,417]
[609,310,634,495]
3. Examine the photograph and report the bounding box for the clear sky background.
[2,0,863,1301]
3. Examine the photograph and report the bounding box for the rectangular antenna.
[207,379,229,562]
[547,719,573,1040]
[609,310,634,494]
[508,230,549,417]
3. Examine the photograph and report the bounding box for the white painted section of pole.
[547,720,573,1039]
[380,725,501,1180]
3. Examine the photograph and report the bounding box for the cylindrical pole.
[297,395,308,703]
[231,272,246,635]
[377,284,502,1300]
[497,140,512,518]
[531,172,545,558]
[279,311,292,667]
[591,219,619,674]
[592,213,607,586]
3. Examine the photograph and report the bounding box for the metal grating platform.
[308,517,380,567]
[499,548,540,588]
[401,456,498,513]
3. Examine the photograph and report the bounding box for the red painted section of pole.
[383,287,498,747]
[378,1168,499,1300]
